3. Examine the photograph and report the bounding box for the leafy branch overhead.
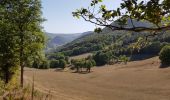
[73,0,170,32]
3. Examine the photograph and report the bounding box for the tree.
[0,0,45,87]
[73,0,170,33]
[85,60,93,73]
[14,0,45,87]
[93,51,112,66]
[0,1,19,84]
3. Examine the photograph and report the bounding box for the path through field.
[25,57,170,100]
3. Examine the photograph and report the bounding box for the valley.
[1,1,170,100]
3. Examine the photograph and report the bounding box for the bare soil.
[25,57,170,100]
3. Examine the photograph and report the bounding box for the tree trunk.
[20,63,24,87]
[4,65,9,84]
[20,31,24,88]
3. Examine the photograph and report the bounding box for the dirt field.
[25,57,170,100]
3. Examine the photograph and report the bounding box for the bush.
[32,60,40,68]
[141,41,161,54]
[59,59,66,69]
[50,59,66,69]
[159,45,170,65]
[65,56,69,64]
[93,51,112,66]
[50,60,59,68]
[119,55,129,64]
[39,60,49,69]
[90,60,96,66]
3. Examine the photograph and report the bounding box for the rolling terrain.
[46,31,92,50]
[25,56,170,100]
[55,19,170,57]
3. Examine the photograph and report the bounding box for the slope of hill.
[45,31,92,51]
[55,19,170,57]
[25,57,170,100]
[45,32,58,39]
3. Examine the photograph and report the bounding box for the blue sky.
[42,0,122,34]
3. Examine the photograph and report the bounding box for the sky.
[41,0,122,34]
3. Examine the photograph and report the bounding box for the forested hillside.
[54,19,170,57]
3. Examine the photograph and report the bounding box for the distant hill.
[45,31,92,51]
[45,32,58,39]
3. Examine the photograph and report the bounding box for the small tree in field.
[85,60,93,73]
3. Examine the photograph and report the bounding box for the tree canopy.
[0,0,45,87]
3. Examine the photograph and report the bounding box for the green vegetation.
[73,0,170,32]
[71,57,95,73]
[47,53,68,69]
[72,0,170,66]
[159,45,170,65]
[1,0,170,98]
[0,0,45,87]
[93,51,112,66]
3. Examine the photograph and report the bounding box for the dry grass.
[70,53,92,60]
[25,57,170,100]
[0,75,53,100]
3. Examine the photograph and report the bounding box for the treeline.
[31,53,69,69]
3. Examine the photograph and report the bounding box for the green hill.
[54,19,170,58]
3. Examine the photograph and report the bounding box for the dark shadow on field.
[159,64,170,68]
[78,71,93,74]
[71,71,93,74]
[55,68,64,72]
[130,54,156,61]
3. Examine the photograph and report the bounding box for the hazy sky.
[42,0,122,33]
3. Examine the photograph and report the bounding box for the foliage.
[0,2,20,83]
[47,53,65,60]
[140,41,161,54]
[0,0,45,86]
[93,51,112,66]
[47,53,68,69]
[50,60,66,69]
[57,32,120,56]
[39,60,50,69]
[70,0,170,68]
[50,60,59,68]
[159,45,170,65]
[73,0,170,32]
[58,59,67,69]
[32,60,40,69]
[71,58,95,73]
[119,55,130,64]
